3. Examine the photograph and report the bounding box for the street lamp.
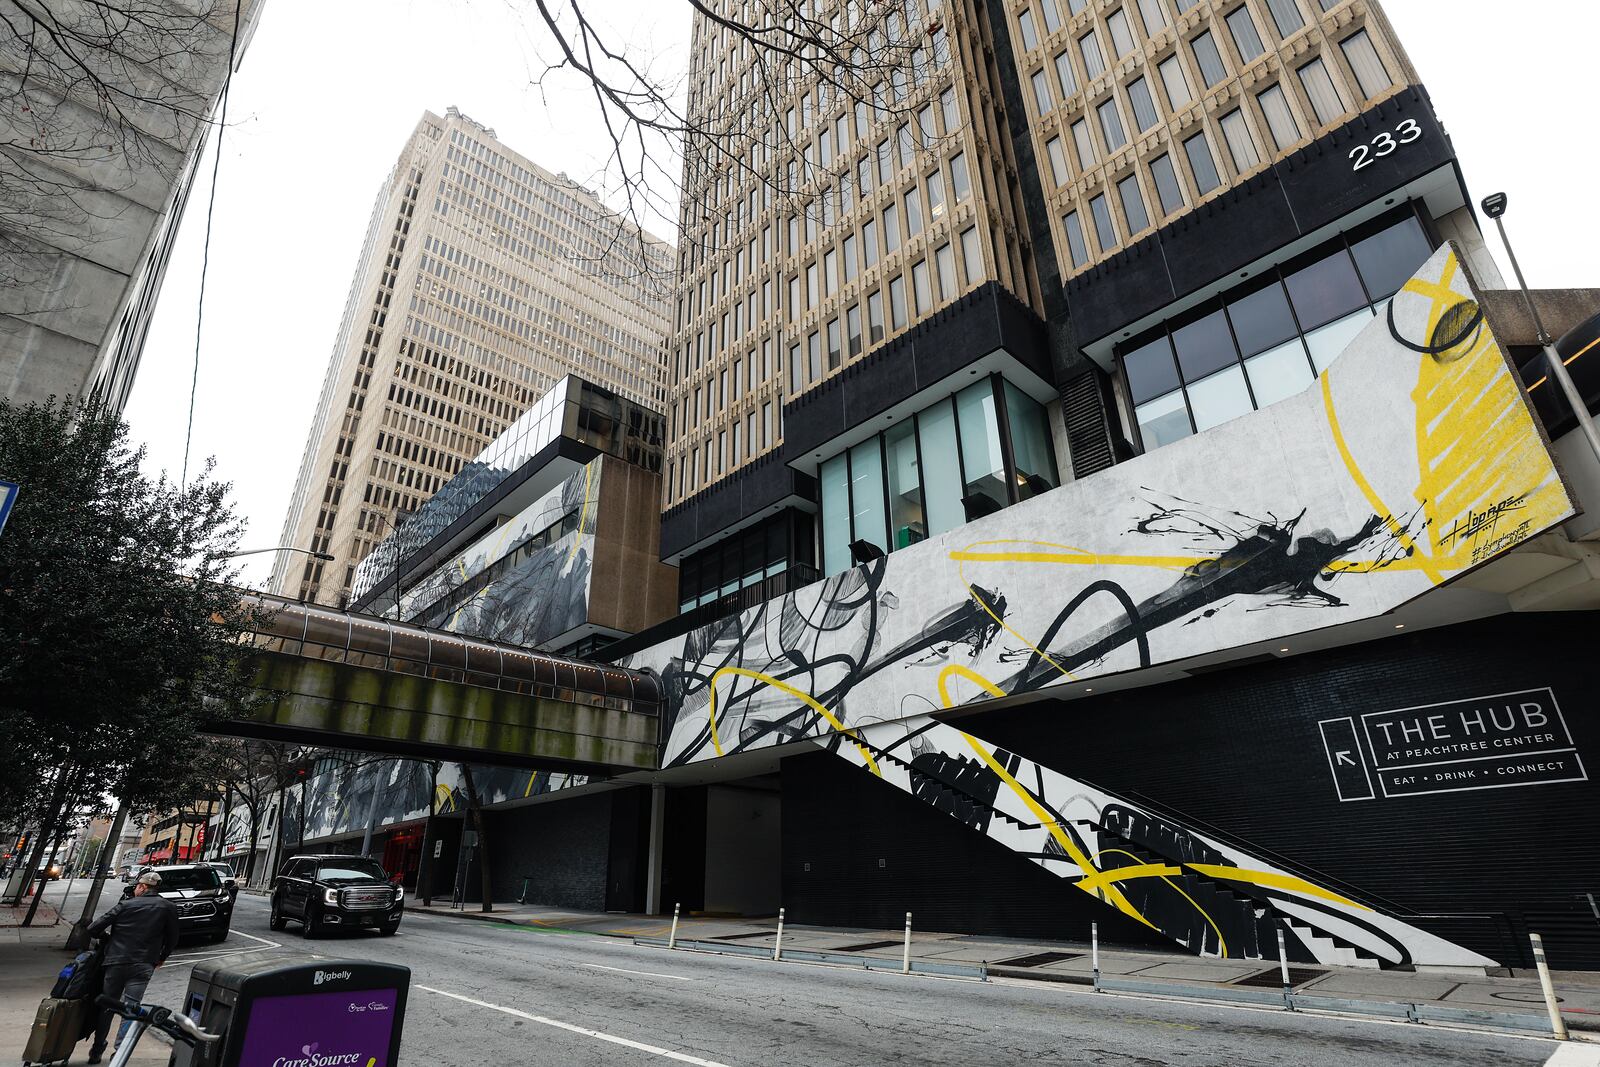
[220,546,336,561]
[1480,192,1600,467]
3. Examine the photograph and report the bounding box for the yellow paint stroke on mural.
[567,461,594,564]
[706,665,880,774]
[935,664,1157,931]
[1093,847,1228,957]
[1185,864,1370,912]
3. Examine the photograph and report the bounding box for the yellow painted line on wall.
[706,666,879,774]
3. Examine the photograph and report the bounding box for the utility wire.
[181,0,244,489]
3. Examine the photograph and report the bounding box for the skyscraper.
[271,108,674,605]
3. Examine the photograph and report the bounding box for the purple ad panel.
[238,986,398,1067]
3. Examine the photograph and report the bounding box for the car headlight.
[323,888,339,906]
[393,886,405,901]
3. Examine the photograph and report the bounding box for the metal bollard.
[1530,933,1568,1040]
[1091,922,1101,993]
[1276,924,1295,1011]
[668,902,680,949]
[902,911,913,974]
[774,907,785,961]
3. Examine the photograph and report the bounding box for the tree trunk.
[242,799,262,885]
[21,819,70,927]
[67,797,128,950]
[459,764,492,913]
[417,761,441,907]
[8,769,72,907]
[266,783,287,882]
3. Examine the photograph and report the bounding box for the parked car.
[269,855,403,938]
[120,863,233,942]
[201,861,239,903]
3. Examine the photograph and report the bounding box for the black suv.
[121,863,233,942]
[269,854,404,937]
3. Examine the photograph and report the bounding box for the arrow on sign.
[1335,750,1357,766]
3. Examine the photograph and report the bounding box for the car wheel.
[269,899,287,931]
[379,923,399,936]
[209,928,230,943]
[302,903,321,939]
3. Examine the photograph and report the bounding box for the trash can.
[172,955,409,1067]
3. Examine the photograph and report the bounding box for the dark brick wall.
[480,793,614,910]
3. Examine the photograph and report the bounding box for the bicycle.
[93,993,220,1067]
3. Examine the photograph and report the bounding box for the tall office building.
[0,0,265,410]
[660,0,1496,605]
[271,108,674,605]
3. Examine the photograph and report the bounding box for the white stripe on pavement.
[1545,1043,1600,1066]
[416,985,730,1067]
[579,962,694,981]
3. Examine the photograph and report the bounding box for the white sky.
[123,0,1599,589]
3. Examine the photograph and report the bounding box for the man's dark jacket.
[86,893,180,966]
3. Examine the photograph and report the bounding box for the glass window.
[1351,216,1431,301]
[1225,6,1264,63]
[1264,0,1305,38]
[883,204,901,252]
[1041,0,1062,34]
[1062,210,1089,267]
[1150,152,1185,216]
[1033,69,1055,113]
[849,439,887,554]
[1055,50,1078,98]
[1047,136,1070,185]
[885,420,926,549]
[808,329,821,380]
[789,341,802,391]
[956,381,1007,513]
[1136,0,1168,33]
[1080,31,1106,79]
[1089,193,1116,251]
[1127,76,1159,131]
[1018,8,1039,51]
[1192,31,1227,87]
[1341,29,1390,99]
[863,218,879,266]
[1297,57,1344,125]
[1124,334,1181,403]
[1072,118,1097,167]
[1136,389,1192,449]
[1305,307,1373,372]
[1107,9,1135,56]
[941,87,959,131]
[928,169,948,221]
[912,259,932,313]
[890,274,908,328]
[868,289,885,344]
[1118,174,1149,235]
[905,185,924,235]
[951,152,971,200]
[1186,364,1254,430]
[960,225,983,284]
[1226,279,1297,356]
[1257,84,1300,150]
[1005,381,1058,498]
[820,453,852,575]
[1184,131,1221,194]
[1284,249,1365,329]
[1098,98,1127,152]
[827,317,842,368]
[806,261,818,307]
[935,243,957,300]
[1244,338,1315,407]
[1172,308,1236,382]
[1159,54,1192,110]
[847,303,863,357]
[917,399,966,536]
[1219,108,1260,172]
[845,235,860,282]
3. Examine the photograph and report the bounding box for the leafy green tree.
[0,397,257,913]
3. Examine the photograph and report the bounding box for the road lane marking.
[1545,1044,1600,1066]
[579,962,693,981]
[416,985,730,1066]
[231,930,280,947]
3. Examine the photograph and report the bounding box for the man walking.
[84,869,179,1063]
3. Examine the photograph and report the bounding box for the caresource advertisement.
[239,987,398,1067]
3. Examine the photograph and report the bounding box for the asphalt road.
[52,883,1568,1066]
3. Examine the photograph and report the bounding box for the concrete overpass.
[222,594,663,773]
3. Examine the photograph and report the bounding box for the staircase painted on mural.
[843,715,1491,971]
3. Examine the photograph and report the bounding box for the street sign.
[0,481,15,539]
[432,840,443,858]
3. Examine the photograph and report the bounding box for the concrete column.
[645,783,666,915]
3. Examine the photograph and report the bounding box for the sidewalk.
[413,900,1600,1036]
[1,925,167,1064]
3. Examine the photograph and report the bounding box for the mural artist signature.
[1442,493,1526,546]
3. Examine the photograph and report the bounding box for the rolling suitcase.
[21,995,87,1066]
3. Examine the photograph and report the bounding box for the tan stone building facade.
[271,108,673,605]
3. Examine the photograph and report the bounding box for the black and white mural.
[620,245,1576,967]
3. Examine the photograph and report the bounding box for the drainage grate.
[714,930,776,941]
[1234,966,1326,989]
[835,940,904,952]
[996,951,1083,968]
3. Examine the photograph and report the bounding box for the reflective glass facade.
[1120,210,1432,451]
[818,376,1059,577]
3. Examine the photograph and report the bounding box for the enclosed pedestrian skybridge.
[221,593,663,771]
